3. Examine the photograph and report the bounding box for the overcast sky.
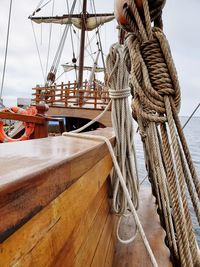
[0,0,200,116]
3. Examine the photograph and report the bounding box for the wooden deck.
[113,185,173,267]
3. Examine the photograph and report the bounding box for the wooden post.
[74,81,77,96]
[94,90,97,109]
[78,0,87,90]
[61,82,64,103]
[35,87,41,104]
[33,104,49,139]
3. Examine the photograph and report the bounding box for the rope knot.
[140,28,181,111]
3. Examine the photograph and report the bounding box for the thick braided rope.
[148,123,179,258]
[165,96,196,266]
[124,0,200,266]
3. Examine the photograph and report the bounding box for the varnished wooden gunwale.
[0,151,114,267]
[0,128,115,243]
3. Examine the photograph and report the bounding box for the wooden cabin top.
[0,127,115,243]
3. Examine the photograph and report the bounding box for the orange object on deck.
[0,106,37,143]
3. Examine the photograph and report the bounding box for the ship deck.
[113,184,172,267]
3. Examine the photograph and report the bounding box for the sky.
[0,0,200,116]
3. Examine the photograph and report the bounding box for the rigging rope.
[47,0,77,84]
[31,21,45,83]
[0,0,13,101]
[31,0,54,16]
[182,103,200,129]
[91,0,106,71]
[45,0,55,80]
[122,0,200,266]
[66,0,78,81]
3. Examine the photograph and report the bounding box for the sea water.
[134,117,200,246]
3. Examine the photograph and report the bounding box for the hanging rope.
[106,43,139,215]
[0,0,13,101]
[62,131,158,267]
[122,0,200,266]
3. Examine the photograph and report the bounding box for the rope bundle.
[122,0,200,266]
[106,43,139,215]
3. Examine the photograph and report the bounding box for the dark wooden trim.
[0,111,45,124]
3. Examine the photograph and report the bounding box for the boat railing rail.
[32,79,110,110]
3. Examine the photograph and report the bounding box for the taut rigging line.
[0,0,13,102]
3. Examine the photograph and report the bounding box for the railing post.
[65,81,70,107]
[94,89,97,109]
[74,80,77,96]
[61,82,64,103]
[52,85,55,106]
[35,86,41,104]
[33,103,49,139]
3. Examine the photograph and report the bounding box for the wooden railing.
[32,80,110,110]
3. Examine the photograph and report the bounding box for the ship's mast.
[78,0,87,90]
[30,1,114,86]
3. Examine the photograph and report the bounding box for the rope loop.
[109,88,131,99]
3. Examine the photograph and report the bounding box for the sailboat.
[29,0,115,132]
[0,0,199,267]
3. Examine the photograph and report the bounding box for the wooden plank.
[53,182,110,267]
[91,212,118,267]
[72,199,110,267]
[113,186,173,267]
[0,128,115,242]
[0,111,45,124]
[0,153,113,267]
[104,215,118,267]
[52,181,109,267]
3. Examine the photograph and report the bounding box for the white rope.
[71,100,111,133]
[106,43,139,216]
[62,42,158,267]
[62,132,158,267]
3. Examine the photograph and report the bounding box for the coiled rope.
[106,43,139,215]
[123,0,200,266]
